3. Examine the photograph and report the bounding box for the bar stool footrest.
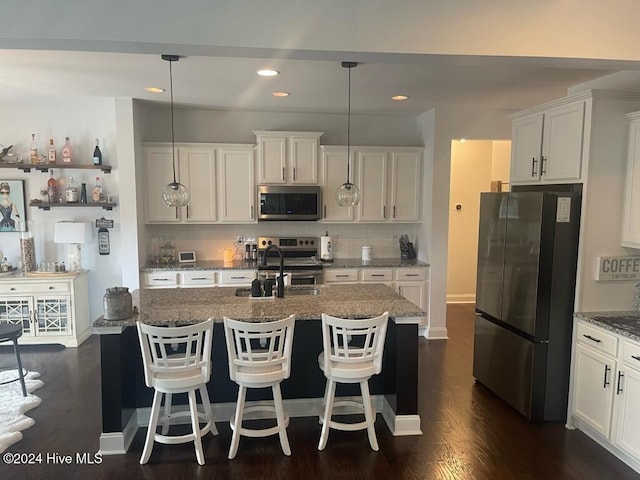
[230,404,289,438]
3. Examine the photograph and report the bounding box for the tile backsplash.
[144,223,420,263]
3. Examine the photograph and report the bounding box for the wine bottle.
[47,170,57,203]
[48,138,56,164]
[62,137,72,163]
[93,138,102,165]
[30,133,38,165]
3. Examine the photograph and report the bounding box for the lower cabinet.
[141,269,256,289]
[0,273,90,347]
[569,319,640,473]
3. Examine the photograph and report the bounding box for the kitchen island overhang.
[93,284,425,455]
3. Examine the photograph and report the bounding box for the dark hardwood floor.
[2,303,639,479]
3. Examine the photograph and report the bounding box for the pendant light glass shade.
[161,54,189,208]
[336,61,360,207]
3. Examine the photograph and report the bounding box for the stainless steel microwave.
[257,185,322,221]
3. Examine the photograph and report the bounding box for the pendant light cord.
[346,64,351,185]
[169,58,177,184]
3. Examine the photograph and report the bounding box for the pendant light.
[335,61,361,207]
[161,54,189,207]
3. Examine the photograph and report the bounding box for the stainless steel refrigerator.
[473,189,581,422]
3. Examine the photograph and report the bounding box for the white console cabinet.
[0,272,90,347]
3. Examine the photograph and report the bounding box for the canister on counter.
[103,287,133,320]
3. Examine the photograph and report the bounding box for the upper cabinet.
[142,143,256,224]
[320,146,355,222]
[254,131,322,185]
[622,111,640,248]
[510,100,585,185]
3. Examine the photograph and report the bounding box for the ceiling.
[1,49,639,116]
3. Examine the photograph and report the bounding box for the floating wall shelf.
[0,163,112,174]
[29,201,117,211]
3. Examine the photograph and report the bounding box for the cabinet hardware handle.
[336,274,349,278]
[583,334,601,343]
[175,207,179,220]
[250,205,254,219]
[541,156,547,175]
[604,365,611,388]
[383,206,386,219]
[282,167,285,181]
[405,274,420,277]
[293,167,296,181]
[531,157,537,177]
[324,205,327,218]
[191,277,207,281]
[230,276,246,279]
[154,278,170,281]
[393,205,396,218]
[10,287,15,291]
[632,355,640,362]
[186,205,190,218]
[49,286,54,290]
[617,371,624,395]
[371,274,385,277]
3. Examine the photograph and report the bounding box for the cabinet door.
[219,147,256,222]
[143,147,180,223]
[179,148,217,223]
[390,151,421,221]
[320,147,354,222]
[257,136,287,184]
[289,136,318,184]
[622,119,640,248]
[396,282,428,311]
[614,365,640,459]
[35,295,71,337]
[573,344,616,438]
[541,102,584,182]
[0,296,33,336]
[510,113,544,183]
[357,151,388,222]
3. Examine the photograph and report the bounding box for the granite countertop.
[93,283,426,332]
[574,311,640,343]
[141,258,429,272]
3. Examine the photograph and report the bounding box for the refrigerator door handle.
[603,365,611,388]
[616,371,624,395]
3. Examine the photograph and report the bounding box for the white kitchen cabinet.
[143,146,179,223]
[319,146,355,222]
[254,131,322,185]
[142,271,179,288]
[142,271,217,288]
[178,147,217,223]
[0,273,90,347]
[323,269,359,284]
[356,147,422,223]
[218,146,256,222]
[180,271,216,288]
[510,100,585,185]
[621,112,640,248]
[218,269,256,286]
[569,319,640,473]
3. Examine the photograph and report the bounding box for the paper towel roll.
[321,236,333,261]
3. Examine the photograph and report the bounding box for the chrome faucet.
[261,244,285,298]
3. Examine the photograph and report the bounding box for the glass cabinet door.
[35,295,70,336]
[0,296,33,335]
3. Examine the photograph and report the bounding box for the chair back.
[224,315,295,386]
[137,319,214,390]
[321,312,389,380]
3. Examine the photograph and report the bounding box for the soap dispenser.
[251,272,262,297]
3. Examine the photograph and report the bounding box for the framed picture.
[0,180,27,232]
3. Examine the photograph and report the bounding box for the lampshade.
[54,221,93,244]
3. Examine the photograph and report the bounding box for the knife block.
[400,242,416,260]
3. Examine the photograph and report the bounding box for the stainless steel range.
[257,236,323,285]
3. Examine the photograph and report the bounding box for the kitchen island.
[93,283,425,454]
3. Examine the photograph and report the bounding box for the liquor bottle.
[80,183,88,203]
[92,176,103,202]
[47,170,57,203]
[29,133,38,165]
[93,138,102,166]
[65,176,78,203]
[62,137,72,163]
[48,138,56,164]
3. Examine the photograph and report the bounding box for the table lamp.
[54,221,93,272]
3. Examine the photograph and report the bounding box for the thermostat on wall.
[178,251,196,263]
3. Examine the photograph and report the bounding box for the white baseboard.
[419,325,448,339]
[446,294,475,304]
[99,411,138,455]
[108,395,421,454]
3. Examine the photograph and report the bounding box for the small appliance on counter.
[320,231,333,262]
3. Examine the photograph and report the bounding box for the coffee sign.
[596,256,640,281]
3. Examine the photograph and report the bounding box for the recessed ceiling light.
[272,91,290,97]
[145,87,165,93]
[392,95,409,101]
[258,69,279,77]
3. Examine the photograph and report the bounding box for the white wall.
[0,97,123,322]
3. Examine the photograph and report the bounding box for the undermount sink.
[235,287,320,297]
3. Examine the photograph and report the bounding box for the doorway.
[446,139,511,304]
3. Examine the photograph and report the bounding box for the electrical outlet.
[236,235,244,245]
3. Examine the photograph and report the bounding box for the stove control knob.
[310,240,315,245]
[299,240,303,245]
[267,240,272,245]
[261,240,267,246]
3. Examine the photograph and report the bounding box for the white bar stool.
[136,319,217,465]
[318,312,389,451]
[223,314,295,459]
